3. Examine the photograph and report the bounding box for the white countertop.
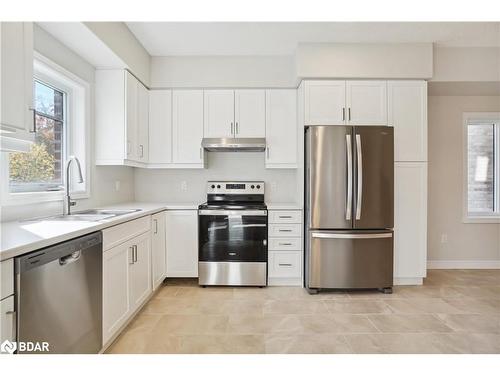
[0,201,198,261]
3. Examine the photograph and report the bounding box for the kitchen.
[1,12,500,367]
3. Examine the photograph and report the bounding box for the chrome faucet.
[65,156,84,215]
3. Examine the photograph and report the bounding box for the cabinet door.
[125,71,138,161]
[235,89,265,137]
[304,81,346,125]
[1,296,15,343]
[166,210,198,277]
[149,90,172,164]
[172,90,205,165]
[151,211,167,289]
[394,162,427,279]
[137,82,149,162]
[129,232,152,312]
[204,90,235,138]
[388,81,427,162]
[346,81,387,125]
[103,241,132,344]
[1,22,34,135]
[265,89,297,168]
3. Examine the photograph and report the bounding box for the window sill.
[1,190,89,207]
[463,216,500,224]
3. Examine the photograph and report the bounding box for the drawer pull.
[279,242,293,246]
[279,229,292,232]
[279,215,293,219]
[278,263,293,267]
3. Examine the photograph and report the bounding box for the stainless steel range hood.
[201,137,266,152]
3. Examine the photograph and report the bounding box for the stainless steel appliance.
[15,232,102,353]
[201,137,266,152]
[198,181,267,286]
[305,126,394,294]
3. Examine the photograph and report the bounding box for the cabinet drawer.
[268,251,302,278]
[1,259,14,300]
[269,238,302,251]
[269,210,302,224]
[268,224,301,237]
[103,216,151,251]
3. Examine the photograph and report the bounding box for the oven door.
[198,209,268,262]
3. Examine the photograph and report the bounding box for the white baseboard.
[427,260,500,269]
[394,277,423,286]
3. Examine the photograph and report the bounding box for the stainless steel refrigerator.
[305,126,394,294]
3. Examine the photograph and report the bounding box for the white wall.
[134,153,298,204]
[1,25,135,222]
[151,56,297,88]
[427,95,500,266]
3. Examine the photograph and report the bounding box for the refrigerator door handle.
[355,133,363,220]
[346,134,352,221]
[311,232,393,239]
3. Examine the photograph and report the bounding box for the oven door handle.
[232,224,267,228]
[198,210,267,216]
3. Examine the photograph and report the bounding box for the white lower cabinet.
[151,211,167,289]
[1,296,15,343]
[166,210,198,277]
[102,224,152,346]
[267,209,303,286]
[394,162,428,284]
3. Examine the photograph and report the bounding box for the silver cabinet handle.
[342,107,345,122]
[199,147,202,160]
[236,122,239,134]
[355,134,363,220]
[231,122,234,135]
[279,215,292,219]
[139,145,144,158]
[6,310,16,340]
[279,242,293,246]
[129,246,135,264]
[346,134,352,221]
[278,229,292,232]
[311,232,392,239]
[154,219,158,234]
[134,245,138,263]
[278,263,293,267]
[266,147,270,159]
[29,107,36,133]
[348,107,351,121]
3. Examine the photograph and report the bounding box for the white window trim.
[1,53,91,207]
[462,112,500,224]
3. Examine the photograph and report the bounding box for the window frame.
[1,53,91,206]
[462,112,500,223]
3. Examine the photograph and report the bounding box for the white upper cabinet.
[346,81,387,125]
[265,89,297,168]
[172,90,205,166]
[304,81,346,125]
[148,90,172,165]
[0,22,35,151]
[388,81,428,162]
[96,70,149,166]
[204,90,234,138]
[234,89,266,137]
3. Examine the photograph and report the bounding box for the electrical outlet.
[181,181,188,192]
[114,180,121,192]
[440,234,448,244]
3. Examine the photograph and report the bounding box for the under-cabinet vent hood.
[201,138,266,152]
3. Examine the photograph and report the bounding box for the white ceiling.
[126,22,500,56]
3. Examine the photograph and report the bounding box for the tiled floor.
[106,270,500,354]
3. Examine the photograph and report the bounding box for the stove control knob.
[256,185,261,189]
[251,185,255,189]
[217,185,221,189]
[211,184,215,189]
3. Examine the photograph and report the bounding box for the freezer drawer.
[306,230,393,289]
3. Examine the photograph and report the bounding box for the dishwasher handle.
[59,250,82,266]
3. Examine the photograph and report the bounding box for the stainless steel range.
[198,181,267,286]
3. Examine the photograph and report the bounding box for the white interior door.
[304,80,346,125]
[204,90,234,138]
[172,90,204,165]
[346,81,387,125]
[234,89,266,137]
[149,90,172,164]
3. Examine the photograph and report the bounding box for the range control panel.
[206,181,265,194]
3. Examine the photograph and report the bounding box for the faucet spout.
[65,156,84,215]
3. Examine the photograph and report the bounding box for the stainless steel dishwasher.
[15,231,102,354]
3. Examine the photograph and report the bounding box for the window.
[464,113,500,222]
[1,53,90,205]
[8,80,66,193]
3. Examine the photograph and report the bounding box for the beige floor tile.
[444,298,500,314]
[344,333,446,354]
[383,298,462,314]
[227,314,303,335]
[176,335,265,354]
[429,333,500,354]
[298,314,379,334]
[436,314,500,333]
[367,314,453,333]
[264,334,353,354]
[324,299,393,314]
[263,299,329,314]
[153,314,229,335]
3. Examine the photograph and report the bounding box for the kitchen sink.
[22,208,142,222]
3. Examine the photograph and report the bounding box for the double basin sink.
[25,209,142,222]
